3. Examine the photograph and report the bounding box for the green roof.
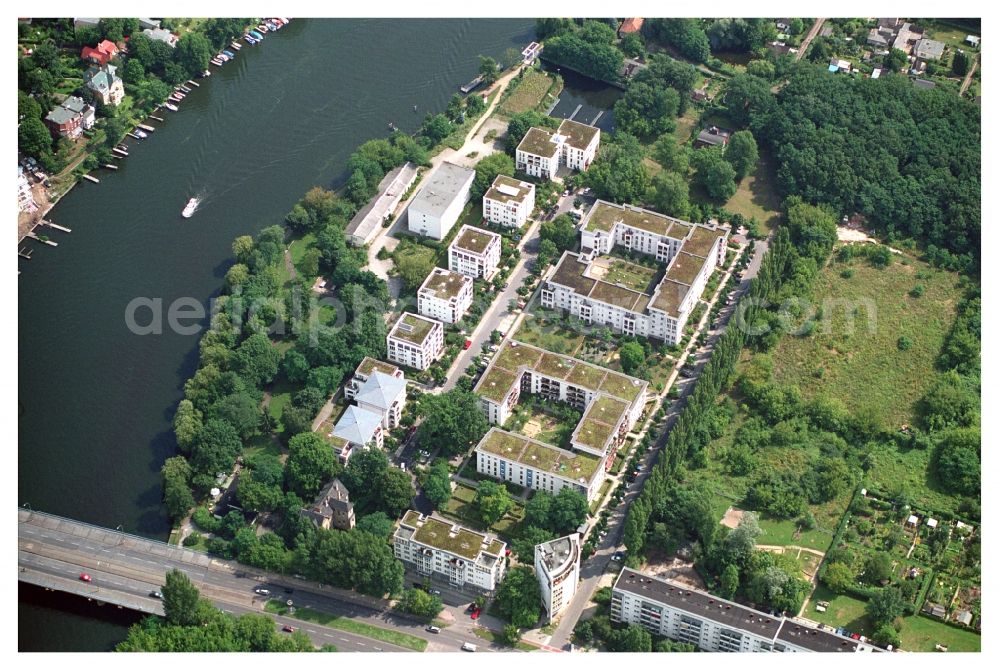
[536,351,577,379]
[400,510,499,560]
[684,225,725,259]
[582,200,692,239]
[477,365,518,403]
[356,356,399,378]
[485,175,533,204]
[517,127,560,157]
[476,428,602,484]
[651,279,689,317]
[665,251,707,286]
[452,225,500,255]
[572,394,629,451]
[557,118,600,150]
[389,313,438,345]
[419,267,471,301]
[600,372,645,403]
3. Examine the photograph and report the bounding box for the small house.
[618,18,644,37]
[906,514,919,527]
[81,39,118,66]
[924,602,947,619]
[914,38,945,61]
[143,27,179,48]
[927,517,938,529]
[694,126,731,149]
[84,63,125,106]
[955,610,973,626]
[300,478,355,531]
[965,35,980,48]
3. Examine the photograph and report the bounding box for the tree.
[620,32,645,58]
[172,399,204,453]
[162,569,204,627]
[645,18,710,63]
[651,134,690,173]
[285,432,338,500]
[475,481,513,526]
[884,47,907,71]
[550,487,589,535]
[502,624,522,646]
[746,59,776,80]
[190,419,242,480]
[175,33,213,78]
[539,214,578,252]
[471,151,515,199]
[584,133,650,204]
[233,333,280,387]
[378,467,416,517]
[610,624,653,652]
[866,586,904,627]
[933,427,980,496]
[417,389,490,456]
[719,563,740,599]
[785,199,838,264]
[232,235,255,264]
[17,116,53,162]
[161,456,194,521]
[536,238,559,267]
[724,130,759,180]
[614,82,679,137]
[209,392,261,439]
[420,113,452,147]
[504,110,551,155]
[919,371,979,431]
[494,566,542,628]
[394,246,437,293]
[863,552,894,586]
[397,587,444,620]
[618,341,646,376]
[512,525,556,563]
[692,147,737,201]
[281,349,311,385]
[356,511,395,538]
[543,32,624,83]
[822,561,856,594]
[650,171,690,218]
[466,92,486,116]
[479,55,500,84]
[422,461,453,510]
[305,528,404,597]
[952,50,971,76]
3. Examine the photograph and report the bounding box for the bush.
[182,532,202,547]
[897,336,913,351]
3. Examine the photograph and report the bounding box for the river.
[17,17,535,651]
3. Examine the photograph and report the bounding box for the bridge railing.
[18,506,175,548]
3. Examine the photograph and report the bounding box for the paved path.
[795,18,827,61]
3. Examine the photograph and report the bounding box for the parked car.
[462,642,478,652]
[471,608,481,620]
[149,591,163,599]
[430,589,441,596]
[427,626,441,634]
[463,339,473,350]
[282,625,296,633]
[254,587,271,595]
[466,603,477,613]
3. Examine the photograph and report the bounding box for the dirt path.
[795,18,827,61]
[959,52,979,97]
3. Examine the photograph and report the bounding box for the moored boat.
[164,102,179,112]
[182,197,200,218]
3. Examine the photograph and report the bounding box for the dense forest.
[728,68,981,271]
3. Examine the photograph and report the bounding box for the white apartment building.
[386,312,444,371]
[393,511,507,592]
[612,569,882,653]
[515,119,600,180]
[448,224,502,281]
[328,405,384,463]
[354,371,407,429]
[407,161,475,240]
[483,174,535,228]
[417,267,474,324]
[535,534,581,621]
[475,427,606,501]
[17,168,37,213]
[542,201,728,345]
[344,357,403,401]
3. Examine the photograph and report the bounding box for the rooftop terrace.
[355,356,400,378]
[558,118,600,150]
[452,224,500,256]
[419,267,471,301]
[517,127,561,158]
[400,510,501,561]
[389,312,438,346]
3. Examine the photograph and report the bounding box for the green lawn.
[243,434,284,460]
[864,443,964,516]
[757,517,834,552]
[771,253,961,430]
[265,601,427,651]
[498,68,561,116]
[603,259,657,292]
[442,481,525,538]
[899,614,981,652]
[513,311,586,357]
[266,377,298,432]
[723,153,782,231]
[923,21,979,51]
[803,585,874,635]
[472,626,536,651]
[289,232,317,277]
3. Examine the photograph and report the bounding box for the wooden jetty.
[149,115,165,122]
[39,220,71,233]
[137,123,155,132]
[28,232,58,247]
[129,132,142,139]
[104,164,119,170]
[112,147,128,157]
[187,79,201,87]
[83,174,100,184]
[18,246,33,260]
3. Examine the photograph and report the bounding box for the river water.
[17,17,536,651]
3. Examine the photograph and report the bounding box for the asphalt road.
[17,509,500,652]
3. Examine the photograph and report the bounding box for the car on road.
[462,642,478,652]
[471,608,481,620]
[413,582,427,591]
[502,282,509,290]
[611,551,626,561]
[282,625,296,633]
[255,587,271,595]
[463,339,472,350]
[427,626,441,634]
[149,591,163,599]
[430,589,441,596]
[79,573,92,582]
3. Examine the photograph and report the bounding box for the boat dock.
[149,115,165,122]
[137,123,155,132]
[187,79,201,87]
[18,246,33,260]
[112,147,128,157]
[39,220,71,233]
[104,164,119,170]
[27,232,58,247]
[82,174,100,184]
[460,74,484,93]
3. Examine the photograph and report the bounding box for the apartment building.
[354,371,407,429]
[448,224,502,281]
[543,200,728,345]
[393,511,507,592]
[343,357,403,401]
[611,569,882,653]
[535,534,582,621]
[328,405,384,463]
[483,174,535,228]
[386,312,444,371]
[407,161,475,240]
[44,96,95,140]
[417,267,474,324]
[475,427,606,501]
[515,119,601,180]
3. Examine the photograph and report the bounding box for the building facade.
[448,224,502,281]
[535,534,581,621]
[515,119,600,180]
[300,478,355,530]
[44,96,95,139]
[611,569,882,653]
[393,511,507,592]
[17,168,37,213]
[407,161,475,240]
[417,267,474,324]
[85,64,125,106]
[386,312,444,371]
[483,174,535,228]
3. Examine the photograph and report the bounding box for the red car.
[79,573,92,582]
[463,339,473,350]
[471,608,481,620]
[282,625,296,633]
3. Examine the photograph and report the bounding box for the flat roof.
[485,174,534,205]
[557,118,600,150]
[650,279,689,317]
[346,162,419,241]
[451,224,501,256]
[476,428,602,484]
[665,251,706,286]
[581,200,691,239]
[419,267,472,301]
[536,534,579,575]
[572,394,629,451]
[683,225,725,259]
[389,312,439,346]
[548,252,653,313]
[410,161,475,219]
[399,510,503,561]
[356,356,400,378]
[517,127,561,158]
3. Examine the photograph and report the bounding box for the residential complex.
[345,162,418,246]
[407,161,474,240]
[323,357,407,463]
[535,534,581,621]
[515,119,600,180]
[343,357,404,402]
[612,569,881,653]
[300,478,355,531]
[328,405,384,462]
[386,312,444,371]
[353,370,407,429]
[448,224,502,281]
[393,511,507,592]
[417,267,474,324]
[542,200,728,345]
[472,339,648,499]
[483,174,535,228]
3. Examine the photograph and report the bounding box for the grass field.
[723,153,782,231]
[265,601,427,651]
[899,613,981,652]
[498,68,561,116]
[771,252,961,430]
[514,311,586,356]
[472,626,536,651]
[804,585,873,634]
[864,442,963,515]
[244,434,284,460]
[442,481,525,537]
